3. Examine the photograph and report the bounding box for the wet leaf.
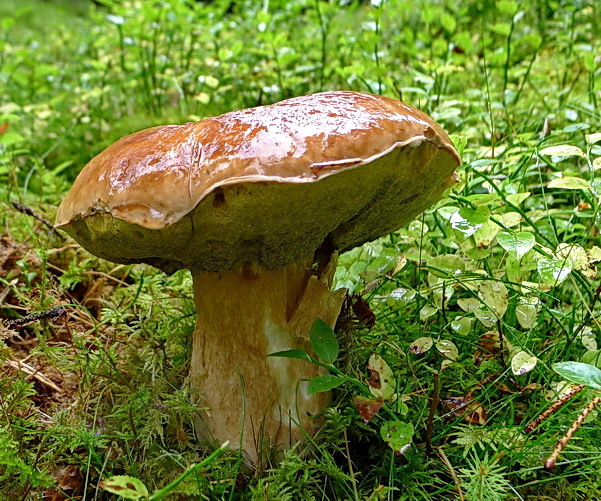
[537,256,572,285]
[380,421,414,454]
[474,307,497,328]
[99,476,148,499]
[428,254,465,277]
[420,304,438,321]
[436,339,459,363]
[368,353,396,401]
[409,336,434,355]
[353,396,384,423]
[450,206,490,237]
[497,231,535,260]
[430,277,454,309]
[511,351,537,375]
[553,361,601,391]
[310,318,339,364]
[387,287,416,304]
[450,316,472,335]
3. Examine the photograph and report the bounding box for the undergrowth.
[1,0,600,499]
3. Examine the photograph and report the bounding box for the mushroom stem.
[190,254,346,465]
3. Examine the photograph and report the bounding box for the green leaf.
[515,296,539,329]
[420,304,438,320]
[497,231,535,259]
[497,0,518,14]
[380,421,414,454]
[500,211,524,227]
[474,220,501,248]
[99,476,148,499]
[582,351,601,368]
[511,351,537,376]
[547,177,591,190]
[310,318,339,364]
[457,298,480,313]
[449,134,467,156]
[307,374,344,394]
[585,132,601,145]
[0,130,25,146]
[459,206,491,225]
[491,22,511,36]
[464,194,501,206]
[539,145,585,157]
[428,254,465,277]
[267,349,312,362]
[579,327,597,351]
[440,12,457,33]
[505,193,530,207]
[478,280,509,317]
[553,362,601,391]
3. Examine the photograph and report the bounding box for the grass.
[1,0,600,499]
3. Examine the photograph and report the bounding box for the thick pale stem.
[190,255,345,465]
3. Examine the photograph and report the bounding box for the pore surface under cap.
[56,91,460,272]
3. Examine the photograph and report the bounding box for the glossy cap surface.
[56,91,461,272]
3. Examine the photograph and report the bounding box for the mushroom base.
[190,254,346,466]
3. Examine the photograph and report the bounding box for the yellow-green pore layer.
[58,143,458,273]
[55,92,460,273]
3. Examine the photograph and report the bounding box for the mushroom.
[56,91,460,464]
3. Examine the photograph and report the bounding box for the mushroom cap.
[56,91,460,273]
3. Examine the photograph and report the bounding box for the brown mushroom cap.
[56,91,460,273]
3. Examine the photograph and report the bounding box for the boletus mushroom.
[56,91,460,464]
